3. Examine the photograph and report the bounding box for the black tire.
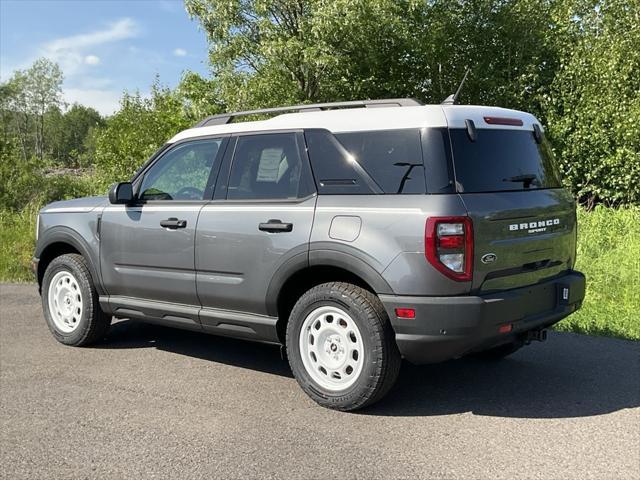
[41,253,111,346]
[474,340,524,360]
[286,282,401,411]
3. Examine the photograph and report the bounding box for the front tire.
[286,282,401,411]
[42,253,111,346]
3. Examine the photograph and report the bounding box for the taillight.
[425,216,474,281]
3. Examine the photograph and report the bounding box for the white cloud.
[63,88,122,116]
[45,18,138,52]
[84,55,101,65]
[1,18,152,116]
[173,48,187,57]
[42,18,138,75]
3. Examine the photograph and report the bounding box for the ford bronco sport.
[34,98,585,411]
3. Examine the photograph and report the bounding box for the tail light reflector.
[395,308,416,319]
[499,324,513,334]
[425,216,474,282]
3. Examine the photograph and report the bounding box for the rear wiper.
[394,162,422,193]
[503,174,539,189]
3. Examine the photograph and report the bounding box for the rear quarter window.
[336,129,426,194]
[450,128,561,193]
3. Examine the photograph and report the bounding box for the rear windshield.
[449,129,561,193]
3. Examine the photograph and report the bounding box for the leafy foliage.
[185,0,557,111]
[545,0,640,207]
[45,104,104,167]
[1,58,64,162]
[183,0,637,207]
[3,3,638,207]
[92,83,193,187]
[0,139,96,212]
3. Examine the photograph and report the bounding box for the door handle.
[160,217,187,229]
[259,219,293,233]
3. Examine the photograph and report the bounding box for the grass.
[0,207,38,283]
[554,206,640,340]
[1,205,638,340]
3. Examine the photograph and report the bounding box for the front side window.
[227,133,312,200]
[139,139,223,201]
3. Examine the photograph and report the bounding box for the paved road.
[1,283,638,479]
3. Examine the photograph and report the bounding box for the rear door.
[446,117,577,293]
[195,131,316,322]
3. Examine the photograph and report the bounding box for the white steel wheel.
[47,270,83,333]
[299,305,365,391]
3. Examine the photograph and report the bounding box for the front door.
[100,137,227,321]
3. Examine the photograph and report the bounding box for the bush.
[545,0,640,207]
[0,145,45,211]
[93,86,192,188]
[0,207,38,282]
[1,141,100,212]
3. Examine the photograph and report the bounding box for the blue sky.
[0,0,210,115]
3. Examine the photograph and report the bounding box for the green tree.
[544,0,640,207]
[184,0,429,108]
[27,59,64,161]
[185,0,558,111]
[93,82,192,186]
[0,58,63,162]
[45,104,104,167]
[423,0,558,114]
[176,70,225,119]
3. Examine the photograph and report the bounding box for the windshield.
[449,128,561,193]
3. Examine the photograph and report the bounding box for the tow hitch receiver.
[526,329,548,344]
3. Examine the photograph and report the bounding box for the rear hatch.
[444,107,577,293]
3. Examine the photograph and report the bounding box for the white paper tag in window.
[256,148,283,182]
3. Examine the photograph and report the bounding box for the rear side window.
[336,129,426,194]
[450,129,561,193]
[227,133,314,200]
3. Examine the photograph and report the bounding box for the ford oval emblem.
[481,253,497,264]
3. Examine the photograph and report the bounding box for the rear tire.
[286,282,401,411]
[42,253,111,346]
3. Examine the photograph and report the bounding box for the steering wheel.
[174,186,204,200]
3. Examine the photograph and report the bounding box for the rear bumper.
[380,271,586,364]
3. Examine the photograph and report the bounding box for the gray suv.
[34,99,586,411]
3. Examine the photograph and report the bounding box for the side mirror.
[108,182,134,204]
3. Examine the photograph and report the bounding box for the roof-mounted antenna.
[441,68,470,105]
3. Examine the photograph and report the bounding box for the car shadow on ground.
[100,319,639,419]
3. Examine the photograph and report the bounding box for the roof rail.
[193,98,423,128]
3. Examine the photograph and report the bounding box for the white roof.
[169,104,540,143]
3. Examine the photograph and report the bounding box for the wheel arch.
[267,249,393,344]
[36,227,102,295]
